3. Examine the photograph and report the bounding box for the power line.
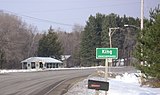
[0,1,140,27]
[1,9,74,27]
[21,2,140,14]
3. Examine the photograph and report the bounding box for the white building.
[21,57,63,69]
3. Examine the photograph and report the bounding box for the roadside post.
[95,48,118,95]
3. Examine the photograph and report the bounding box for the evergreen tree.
[38,26,63,59]
[135,5,160,80]
[80,14,105,66]
[102,14,127,59]
[80,13,140,66]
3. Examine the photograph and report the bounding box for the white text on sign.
[102,50,112,54]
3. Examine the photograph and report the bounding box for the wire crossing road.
[0,67,136,95]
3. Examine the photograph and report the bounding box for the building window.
[23,62,27,69]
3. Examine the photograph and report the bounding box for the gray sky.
[0,0,159,32]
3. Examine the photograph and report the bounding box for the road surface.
[0,67,136,95]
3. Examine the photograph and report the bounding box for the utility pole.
[108,27,119,67]
[141,0,144,65]
[109,27,119,48]
[141,0,144,30]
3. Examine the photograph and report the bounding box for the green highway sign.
[96,48,118,59]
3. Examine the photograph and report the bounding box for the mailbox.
[88,79,109,91]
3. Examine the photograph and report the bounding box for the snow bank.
[0,66,104,74]
[115,72,139,83]
[64,73,160,95]
[0,69,42,73]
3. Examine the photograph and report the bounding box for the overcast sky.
[0,0,159,32]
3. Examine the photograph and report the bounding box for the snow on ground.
[0,69,42,73]
[64,73,160,95]
[0,66,105,74]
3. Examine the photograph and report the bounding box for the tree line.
[0,11,145,69]
[80,13,140,66]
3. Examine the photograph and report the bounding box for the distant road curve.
[0,66,136,95]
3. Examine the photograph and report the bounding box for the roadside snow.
[0,69,42,73]
[0,66,104,74]
[64,73,160,95]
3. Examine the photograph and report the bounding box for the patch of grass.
[147,79,160,88]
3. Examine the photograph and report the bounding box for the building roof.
[21,57,63,63]
[61,55,71,61]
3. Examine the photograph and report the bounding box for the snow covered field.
[64,73,160,95]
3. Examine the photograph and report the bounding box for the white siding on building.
[21,57,63,69]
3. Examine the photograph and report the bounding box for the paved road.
[0,67,136,95]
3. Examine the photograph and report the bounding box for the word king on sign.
[102,50,112,54]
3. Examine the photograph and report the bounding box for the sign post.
[96,48,118,95]
[105,58,108,80]
[105,58,108,95]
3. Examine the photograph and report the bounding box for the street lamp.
[124,24,140,29]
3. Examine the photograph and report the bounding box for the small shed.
[21,57,63,69]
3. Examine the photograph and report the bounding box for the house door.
[31,62,35,69]
[39,62,43,68]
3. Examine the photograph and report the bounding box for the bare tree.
[0,12,39,69]
[57,24,83,67]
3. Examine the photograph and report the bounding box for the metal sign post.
[105,58,108,80]
[95,90,99,95]
[96,48,118,95]
[105,58,108,95]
